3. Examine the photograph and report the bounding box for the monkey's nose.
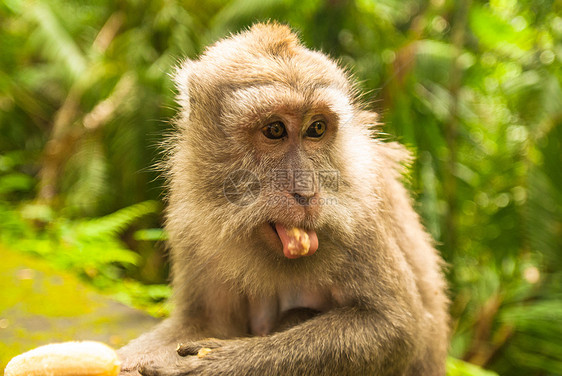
[292,192,315,206]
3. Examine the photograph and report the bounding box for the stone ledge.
[0,248,159,374]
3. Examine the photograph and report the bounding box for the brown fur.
[118,22,449,376]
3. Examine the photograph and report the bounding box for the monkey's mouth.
[268,222,319,259]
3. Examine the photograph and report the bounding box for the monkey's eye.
[305,121,327,138]
[262,121,287,139]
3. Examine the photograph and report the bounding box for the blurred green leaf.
[134,228,168,241]
[447,357,499,376]
[469,5,533,58]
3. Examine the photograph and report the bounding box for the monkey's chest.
[248,289,333,336]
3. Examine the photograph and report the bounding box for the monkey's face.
[211,82,359,259]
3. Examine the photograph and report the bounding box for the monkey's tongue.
[274,224,318,259]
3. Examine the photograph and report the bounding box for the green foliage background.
[1,0,561,375]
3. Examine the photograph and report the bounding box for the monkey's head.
[166,23,387,272]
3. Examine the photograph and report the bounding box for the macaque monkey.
[117,22,449,376]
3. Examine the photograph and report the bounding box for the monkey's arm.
[140,306,420,376]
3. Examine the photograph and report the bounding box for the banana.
[4,341,121,376]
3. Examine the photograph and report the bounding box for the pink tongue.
[274,224,319,259]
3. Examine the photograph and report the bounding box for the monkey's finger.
[138,365,162,376]
[139,361,202,376]
[138,365,181,376]
[176,343,200,356]
[177,340,223,357]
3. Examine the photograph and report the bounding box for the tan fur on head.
[242,22,301,56]
[172,23,352,121]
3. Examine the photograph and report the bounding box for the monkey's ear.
[172,59,196,114]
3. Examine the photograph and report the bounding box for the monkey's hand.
[116,319,203,376]
[138,338,245,376]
